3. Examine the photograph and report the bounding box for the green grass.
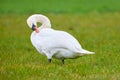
[0,13,120,80]
[0,0,120,14]
[0,0,120,80]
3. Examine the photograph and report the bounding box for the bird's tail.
[77,49,95,54]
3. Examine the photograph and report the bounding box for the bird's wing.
[36,29,82,52]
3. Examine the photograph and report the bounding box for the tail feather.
[77,49,95,54]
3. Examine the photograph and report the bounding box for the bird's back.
[31,28,82,54]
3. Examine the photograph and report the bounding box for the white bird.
[27,14,95,64]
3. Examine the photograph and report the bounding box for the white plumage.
[27,14,95,64]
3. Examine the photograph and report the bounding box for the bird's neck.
[35,15,51,29]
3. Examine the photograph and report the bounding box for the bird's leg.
[62,59,65,64]
[48,59,51,63]
[45,53,52,63]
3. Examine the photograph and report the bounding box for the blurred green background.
[0,0,120,14]
[0,0,120,80]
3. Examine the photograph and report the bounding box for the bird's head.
[31,24,39,33]
[27,15,39,33]
[27,14,51,33]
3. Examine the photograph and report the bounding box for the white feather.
[27,14,95,61]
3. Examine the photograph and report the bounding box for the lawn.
[0,0,120,80]
[0,0,120,14]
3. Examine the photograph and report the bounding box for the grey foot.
[48,59,51,63]
[62,59,65,64]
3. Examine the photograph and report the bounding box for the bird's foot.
[48,59,51,63]
[62,59,65,64]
